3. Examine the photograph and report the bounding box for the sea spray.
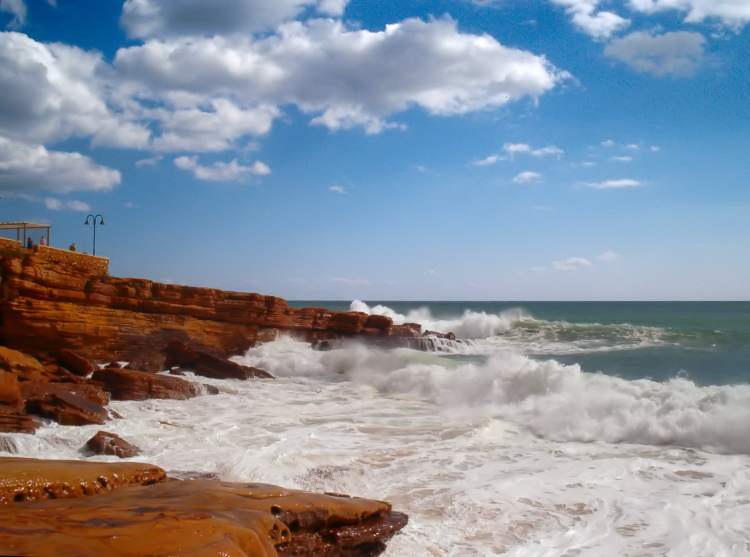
[235,337,750,455]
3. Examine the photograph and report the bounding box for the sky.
[0,0,748,301]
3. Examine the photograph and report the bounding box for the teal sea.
[291,300,750,386]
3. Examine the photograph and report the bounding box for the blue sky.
[0,0,748,301]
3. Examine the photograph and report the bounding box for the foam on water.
[7,338,750,556]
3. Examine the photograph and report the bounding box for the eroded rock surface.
[0,458,408,556]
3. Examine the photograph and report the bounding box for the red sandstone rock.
[0,404,40,434]
[365,314,393,330]
[57,348,94,377]
[0,457,167,504]
[22,382,110,426]
[0,346,55,382]
[0,370,23,409]
[165,339,273,380]
[85,431,141,458]
[91,366,218,401]
[328,311,369,334]
[385,323,422,338]
[0,465,408,556]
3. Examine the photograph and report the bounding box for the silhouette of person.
[69,242,76,252]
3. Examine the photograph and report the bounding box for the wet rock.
[57,349,94,377]
[0,466,408,556]
[365,314,393,330]
[0,457,167,504]
[22,383,109,426]
[0,405,40,434]
[328,311,369,334]
[165,339,273,380]
[91,367,217,401]
[85,431,141,458]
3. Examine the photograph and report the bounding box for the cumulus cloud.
[0,137,121,193]
[597,250,618,261]
[609,156,633,162]
[628,0,750,29]
[550,0,630,38]
[174,155,271,181]
[329,185,346,194]
[513,171,542,183]
[605,31,706,76]
[582,178,642,188]
[121,0,351,39]
[553,257,592,270]
[116,17,566,134]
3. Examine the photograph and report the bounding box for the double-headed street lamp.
[84,214,105,256]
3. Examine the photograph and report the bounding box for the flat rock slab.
[0,476,408,556]
[0,457,167,505]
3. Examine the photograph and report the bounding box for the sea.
[5,301,750,556]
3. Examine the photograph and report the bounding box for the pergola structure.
[0,222,51,247]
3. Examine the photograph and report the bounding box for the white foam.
[5,339,750,555]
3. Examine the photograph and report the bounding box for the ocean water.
[5,301,750,556]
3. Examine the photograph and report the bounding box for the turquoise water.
[290,301,750,386]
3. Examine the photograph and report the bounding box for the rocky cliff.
[0,239,432,363]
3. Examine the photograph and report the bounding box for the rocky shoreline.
[0,241,422,555]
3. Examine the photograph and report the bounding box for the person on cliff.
[40,236,46,246]
[69,242,76,251]
[26,237,33,250]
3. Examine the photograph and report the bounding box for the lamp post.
[84,214,105,256]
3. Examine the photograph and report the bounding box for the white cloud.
[597,250,619,261]
[0,137,121,193]
[609,156,633,162]
[174,156,271,181]
[532,145,564,158]
[513,171,542,183]
[44,198,91,212]
[504,143,531,157]
[604,31,706,76]
[553,257,592,270]
[551,0,630,39]
[116,17,566,134]
[650,145,661,151]
[151,99,279,153]
[601,139,615,147]
[473,154,501,166]
[329,185,346,194]
[121,0,351,39]
[582,178,643,188]
[504,142,564,159]
[0,0,26,28]
[628,0,750,29]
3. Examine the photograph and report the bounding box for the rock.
[0,469,408,556]
[0,405,40,434]
[165,340,273,380]
[423,330,456,341]
[22,383,110,426]
[365,314,393,330]
[85,431,141,458]
[57,349,94,377]
[0,347,54,382]
[0,371,23,409]
[328,311,369,334]
[0,457,167,504]
[91,367,218,401]
[0,249,456,362]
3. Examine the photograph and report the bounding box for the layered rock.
[0,457,408,556]
[0,243,438,363]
